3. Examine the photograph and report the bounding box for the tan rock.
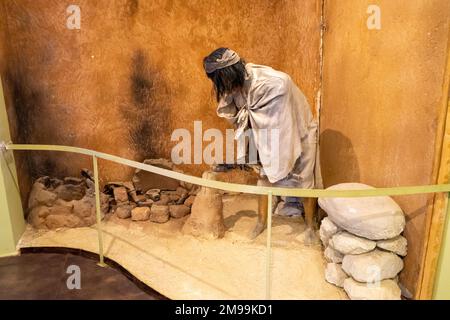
[131,207,151,221]
[45,214,81,229]
[72,197,94,218]
[113,187,129,203]
[49,199,74,216]
[154,194,170,205]
[150,205,170,223]
[28,206,51,228]
[169,204,190,219]
[116,205,133,219]
[28,182,57,209]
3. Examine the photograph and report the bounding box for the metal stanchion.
[92,155,106,267]
[265,191,273,300]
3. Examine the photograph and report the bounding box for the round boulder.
[329,232,376,255]
[318,183,405,240]
[343,278,401,300]
[342,249,404,283]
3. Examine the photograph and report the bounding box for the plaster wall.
[320,0,450,296]
[0,0,321,206]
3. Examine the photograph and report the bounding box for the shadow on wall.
[319,129,360,187]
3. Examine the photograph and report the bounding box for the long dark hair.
[203,48,247,102]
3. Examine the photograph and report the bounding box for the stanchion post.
[92,155,106,267]
[265,191,273,300]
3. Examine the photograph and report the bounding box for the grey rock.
[325,263,348,287]
[343,278,401,300]
[342,249,404,283]
[329,232,376,255]
[377,236,407,257]
[318,183,405,240]
[319,217,340,246]
[324,246,344,263]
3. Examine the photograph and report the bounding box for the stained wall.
[320,0,450,296]
[0,0,321,204]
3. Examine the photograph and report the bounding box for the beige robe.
[217,63,322,188]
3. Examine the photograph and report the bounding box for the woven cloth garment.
[217,63,322,188]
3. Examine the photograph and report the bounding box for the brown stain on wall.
[321,0,450,296]
[0,0,321,206]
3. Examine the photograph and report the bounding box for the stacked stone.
[107,158,197,223]
[27,169,109,229]
[27,159,198,229]
[318,183,407,300]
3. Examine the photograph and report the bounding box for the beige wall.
[0,0,321,206]
[321,0,450,296]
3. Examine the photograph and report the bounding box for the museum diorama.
[0,0,449,300]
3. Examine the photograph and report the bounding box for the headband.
[204,49,241,73]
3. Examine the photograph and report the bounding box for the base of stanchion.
[97,261,108,268]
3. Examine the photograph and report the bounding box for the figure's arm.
[216,93,239,126]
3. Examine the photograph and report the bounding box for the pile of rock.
[27,159,198,229]
[318,183,407,300]
[27,169,109,229]
[105,158,197,223]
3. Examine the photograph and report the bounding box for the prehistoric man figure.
[203,47,322,242]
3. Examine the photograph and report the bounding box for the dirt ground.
[18,194,347,299]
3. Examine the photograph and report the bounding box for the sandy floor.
[18,194,347,300]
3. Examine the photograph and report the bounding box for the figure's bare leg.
[250,178,271,239]
[250,194,268,239]
[303,197,320,245]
